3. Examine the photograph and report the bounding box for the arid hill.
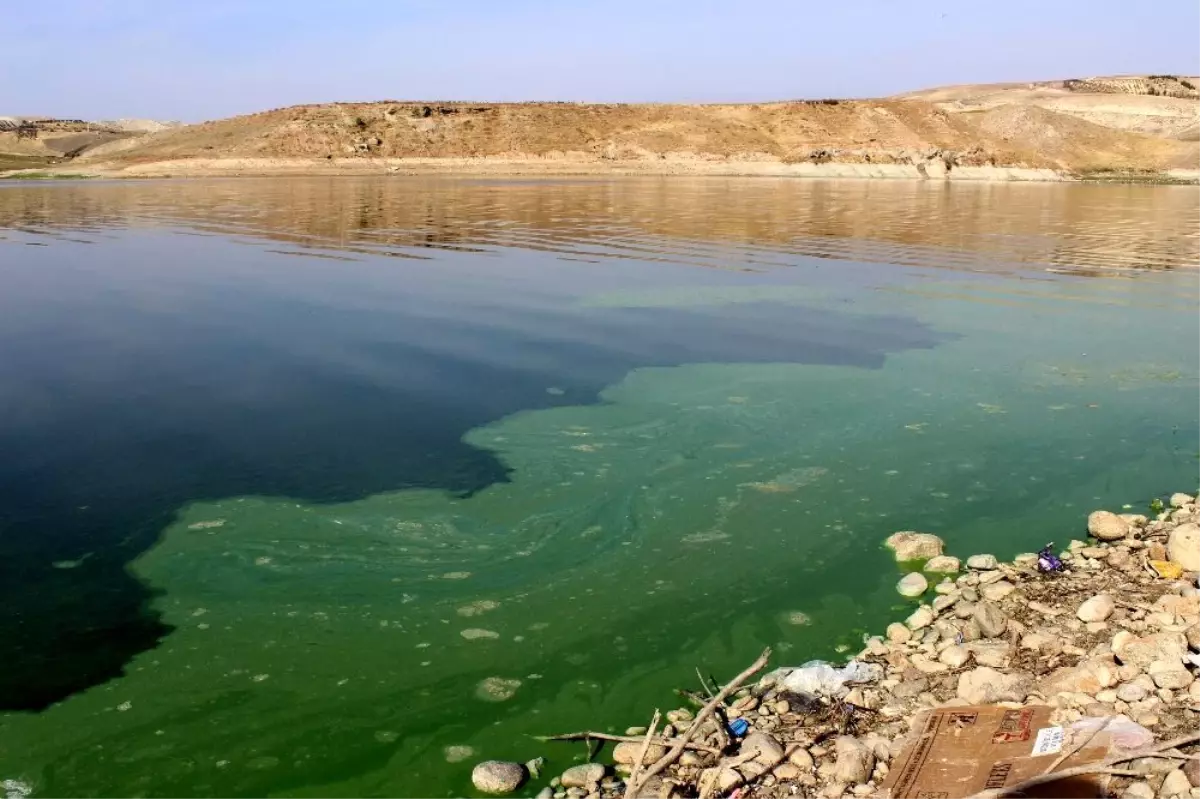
[11,75,1200,180]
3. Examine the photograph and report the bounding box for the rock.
[938,644,971,668]
[1041,655,1119,696]
[625,726,647,736]
[789,748,815,770]
[1081,546,1108,559]
[613,741,667,765]
[932,594,957,612]
[1121,781,1155,799]
[560,764,606,789]
[924,556,961,573]
[897,573,929,597]
[977,570,1007,585]
[957,667,1030,704]
[1115,632,1188,669]
[886,623,912,643]
[1077,594,1116,623]
[1021,631,1056,652]
[966,554,998,571]
[536,788,554,799]
[911,655,949,674]
[1168,523,1200,571]
[742,732,785,766]
[773,764,801,780]
[832,736,875,785]
[472,761,527,794]
[1148,660,1194,690]
[968,640,1012,668]
[1183,757,1200,787]
[1162,769,1192,798]
[1171,493,1195,508]
[1117,682,1148,702]
[973,601,1007,638]
[1088,510,1129,541]
[981,581,1016,601]
[1187,626,1200,653]
[716,768,742,792]
[907,606,935,631]
[885,532,945,562]
[821,782,848,799]
[665,708,693,724]
[933,580,957,595]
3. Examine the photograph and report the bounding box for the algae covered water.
[0,177,1196,797]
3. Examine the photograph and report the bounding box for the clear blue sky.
[4,0,1198,121]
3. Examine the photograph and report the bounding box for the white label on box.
[1031,726,1065,756]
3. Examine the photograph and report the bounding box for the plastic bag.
[1068,716,1154,752]
[759,660,882,699]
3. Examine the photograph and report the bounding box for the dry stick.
[633,648,772,794]
[1042,715,1113,776]
[696,667,715,698]
[623,709,661,799]
[535,732,719,754]
[968,730,1200,799]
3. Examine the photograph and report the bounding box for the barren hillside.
[17,75,1200,180]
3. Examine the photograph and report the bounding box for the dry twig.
[535,731,719,754]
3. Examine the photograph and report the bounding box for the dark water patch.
[0,231,947,710]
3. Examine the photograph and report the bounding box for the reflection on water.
[2,177,1198,274]
[0,177,1196,798]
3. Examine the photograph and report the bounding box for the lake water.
[0,177,1196,797]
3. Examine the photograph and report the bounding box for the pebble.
[472,761,527,794]
[1077,594,1115,622]
[966,554,999,570]
[897,572,929,597]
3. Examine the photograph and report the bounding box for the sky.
[3,0,1198,121]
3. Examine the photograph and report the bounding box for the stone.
[932,594,957,612]
[934,580,957,595]
[1187,626,1200,653]
[966,554,998,571]
[1041,655,1119,696]
[1163,769,1192,798]
[613,741,667,765]
[1088,510,1130,541]
[924,556,961,573]
[957,667,1030,704]
[1116,632,1188,669]
[1148,660,1194,690]
[885,532,945,562]
[1171,493,1196,508]
[897,572,929,597]
[1077,594,1116,623]
[1117,682,1148,702]
[1021,631,1056,652]
[911,655,949,674]
[1168,524,1200,571]
[665,708,693,724]
[1122,781,1155,799]
[832,736,875,785]
[821,782,848,799]
[886,623,911,643]
[978,570,1007,585]
[789,747,815,770]
[1183,757,1200,788]
[1081,546,1108,559]
[773,764,801,780]
[472,761,527,794]
[907,606,935,631]
[560,764,606,789]
[981,581,1016,601]
[968,640,1012,668]
[938,645,971,668]
[536,789,554,799]
[973,601,1007,638]
[742,732,785,766]
[625,726,647,736]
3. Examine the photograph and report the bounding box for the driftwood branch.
[629,648,772,796]
[968,730,1200,798]
[623,709,661,799]
[535,731,719,754]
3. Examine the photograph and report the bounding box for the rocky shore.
[473,492,1200,799]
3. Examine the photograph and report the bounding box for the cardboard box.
[880,705,1113,798]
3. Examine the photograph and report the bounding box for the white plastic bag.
[759,660,882,699]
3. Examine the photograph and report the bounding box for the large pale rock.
[1170,493,1195,508]
[938,644,971,668]
[897,572,929,597]
[472,762,527,794]
[1077,594,1115,623]
[973,601,1007,638]
[886,623,911,643]
[968,640,1012,668]
[613,741,667,765]
[1148,660,1194,690]
[924,555,961,573]
[1161,768,1192,798]
[1088,510,1129,541]
[885,532,945,562]
[966,553,999,570]
[1167,523,1200,571]
[981,580,1016,601]
[832,736,875,785]
[907,606,935,631]
[1114,632,1188,669]
[957,667,1030,704]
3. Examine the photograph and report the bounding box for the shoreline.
[477,493,1200,799]
[4,157,1197,184]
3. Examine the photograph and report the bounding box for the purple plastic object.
[1037,543,1064,573]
